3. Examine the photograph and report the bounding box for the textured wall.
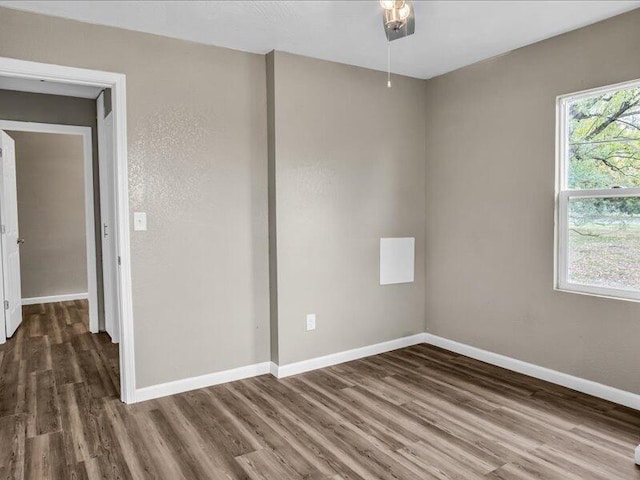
[9,131,87,298]
[4,4,637,396]
[0,7,270,388]
[424,9,640,393]
[269,52,426,365]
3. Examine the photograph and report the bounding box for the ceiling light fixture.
[381,0,415,41]
[380,1,415,88]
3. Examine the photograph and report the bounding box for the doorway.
[0,122,99,335]
[0,57,135,403]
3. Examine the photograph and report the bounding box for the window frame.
[555,79,640,302]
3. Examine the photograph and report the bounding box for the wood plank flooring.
[1,301,639,479]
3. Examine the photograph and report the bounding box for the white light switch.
[134,212,147,231]
[306,314,316,331]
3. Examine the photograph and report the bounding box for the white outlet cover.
[380,237,415,285]
[134,212,147,231]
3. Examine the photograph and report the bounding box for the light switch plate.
[380,237,415,285]
[306,314,316,331]
[134,212,147,231]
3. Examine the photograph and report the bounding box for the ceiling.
[0,76,103,99]
[1,1,639,79]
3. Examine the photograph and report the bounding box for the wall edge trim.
[135,361,272,403]
[135,332,640,409]
[22,292,88,305]
[273,333,428,378]
[135,333,428,402]
[425,333,640,411]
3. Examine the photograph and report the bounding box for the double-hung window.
[556,80,640,301]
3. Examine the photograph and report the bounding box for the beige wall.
[3,5,638,395]
[424,9,640,394]
[0,7,270,388]
[269,52,426,365]
[9,131,87,298]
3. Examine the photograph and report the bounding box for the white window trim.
[555,78,640,302]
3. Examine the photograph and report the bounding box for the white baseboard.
[273,333,427,378]
[135,361,272,403]
[425,334,640,411]
[134,334,426,402]
[22,292,88,306]
[133,332,640,410]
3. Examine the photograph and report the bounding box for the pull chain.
[387,41,391,88]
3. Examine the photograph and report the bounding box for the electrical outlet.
[134,212,147,231]
[306,314,316,331]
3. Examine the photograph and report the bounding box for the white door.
[97,93,120,343]
[0,131,23,338]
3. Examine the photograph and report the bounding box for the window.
[557,80,640,301]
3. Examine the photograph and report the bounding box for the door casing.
[0,121,98,334]
[97,92,120,343]
[0,56,135,404]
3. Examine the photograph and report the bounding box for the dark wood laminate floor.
[1,301,640,479]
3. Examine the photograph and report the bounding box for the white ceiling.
[1,1,639,79]
[0,76,103,99]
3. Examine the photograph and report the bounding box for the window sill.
[554,286,640,304]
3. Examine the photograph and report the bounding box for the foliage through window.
[557,81,640,300]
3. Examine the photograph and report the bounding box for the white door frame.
[0,56,135,403]
[96,94,120,343]
[0,120,99,334]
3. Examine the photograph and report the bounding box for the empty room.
[0,1,639,478]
